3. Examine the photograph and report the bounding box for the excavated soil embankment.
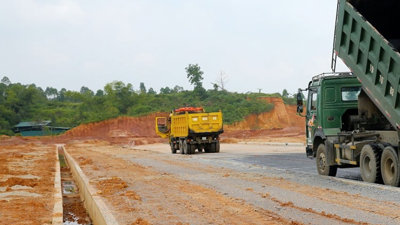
[223,97,305,143]
[58,97,305,144]
[62,113,168,145]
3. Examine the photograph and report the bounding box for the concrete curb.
[52,145,63,225]
[62,146,119,225]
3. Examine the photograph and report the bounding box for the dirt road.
[63,142,400,225]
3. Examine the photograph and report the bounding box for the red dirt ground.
[0,143,56,225]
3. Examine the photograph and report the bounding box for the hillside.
[61,113,168,145]
[223,97,305,143]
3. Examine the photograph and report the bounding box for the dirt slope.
[223,97,305,143]
[61,113,168,144]
[226,97,304,130]
[64,113,168,138]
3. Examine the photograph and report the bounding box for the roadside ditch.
[58,146,92,225]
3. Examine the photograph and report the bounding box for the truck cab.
[305,73,361,159]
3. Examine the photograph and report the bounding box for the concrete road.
[233,153,362,181]
[139,143,362,181]
[67,142,400,225]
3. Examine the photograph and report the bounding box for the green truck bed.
[334,0,400,129]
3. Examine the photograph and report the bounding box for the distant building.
[13,121,70,136]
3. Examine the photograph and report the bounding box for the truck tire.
[381,146,400,186]
[197,145,203,153]
[189,144,196,154]
[182,140,188,154]
[316,143,337,176]
[179,140,184,154]
[360,144,382,183]
[170,142,176,154]
[204,143,211,153]
[210,142,216,153]
[215,141,220,153]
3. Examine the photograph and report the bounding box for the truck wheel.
[170,142,176,154]
[204,144,211,153]
[197,145,203,153]
[381,146,400,186]
[215,141,220,153]
[189,144,196,154]
[316,144,337,176]
[360,144,382,183]
[182,140,188,154]
[187,144,191,154]
[179,140,184,154]
[210,142,216,153]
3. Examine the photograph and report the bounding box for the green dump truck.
[297,0,400,186]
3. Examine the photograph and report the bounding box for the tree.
[148,88,156,94]
[103,81,135,114]
[1,76,11,85]
[282,89,289,98]
[213,83,219,91]
[45,87,58,99]
[185,64,207,99]
[104,81,133,96]
[95,89,104,96]
[64,90,82,102]
[160,87,171,94]
[58,88,67,101]
[185,64,204,90]
[140,82,147,94]
[80,86,94,96]
[173,85,184,93]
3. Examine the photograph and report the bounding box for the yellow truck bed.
[170,112,223,137]
[156,111,223,138]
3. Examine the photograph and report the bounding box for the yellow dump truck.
[155,107,223,154]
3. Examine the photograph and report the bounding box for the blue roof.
[14,120,51,128]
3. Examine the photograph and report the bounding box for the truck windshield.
[341,87,361,101]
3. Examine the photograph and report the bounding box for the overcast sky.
[0,0,348,94]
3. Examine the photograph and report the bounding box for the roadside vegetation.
[0,65,296,135]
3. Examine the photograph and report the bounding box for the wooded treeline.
[0,75,296,135]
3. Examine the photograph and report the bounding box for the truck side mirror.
[296,92,303,113]
[156,117,168,133]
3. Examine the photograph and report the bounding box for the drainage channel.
[58,146,92,225]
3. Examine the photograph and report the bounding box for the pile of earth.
[222,97,305,143]
[61,113,168,145]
